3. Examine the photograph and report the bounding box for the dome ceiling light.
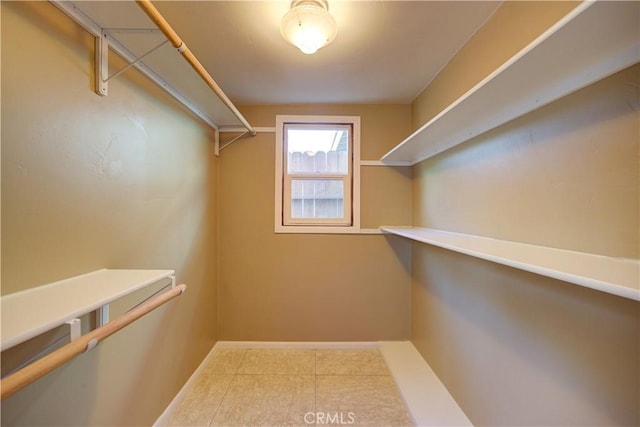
[280,0,338,55]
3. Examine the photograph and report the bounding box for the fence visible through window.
[285,125,351,223]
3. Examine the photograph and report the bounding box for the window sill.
[275,227,382,235]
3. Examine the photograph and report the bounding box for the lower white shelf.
[1,269,175,351]
[381,227,639,301]
[379,341,472,426]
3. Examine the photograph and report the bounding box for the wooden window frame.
[275,115,361,234]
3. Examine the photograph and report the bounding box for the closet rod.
[135,0,256,136]
[0,284,187,400]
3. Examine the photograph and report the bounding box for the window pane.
[291,179,344,219]
[287,127,348,174]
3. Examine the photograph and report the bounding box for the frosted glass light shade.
[281,0,337,54]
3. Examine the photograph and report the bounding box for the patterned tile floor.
[167,348,414,427]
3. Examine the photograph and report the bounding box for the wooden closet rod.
[0,284,187,400]
[135,0,256,136]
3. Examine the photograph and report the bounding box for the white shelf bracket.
[65,318,82,342]
[85,338,99,353]
[96,304,110,327]
[219,131,250,153]
[214,129,220,157]
[95,30,108,96]
[103,39,169,84]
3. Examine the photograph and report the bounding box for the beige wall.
[414,65,639,257]
[1,2,217,425]
[412,244,639,426]
[217,104,412,341]
[410,1,639,425]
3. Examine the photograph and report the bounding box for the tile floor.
[167,348,414,427]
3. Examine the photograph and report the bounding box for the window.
[275,115,360,233]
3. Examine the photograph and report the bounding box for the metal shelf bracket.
[95,30,109,96]
[95,30,169,97]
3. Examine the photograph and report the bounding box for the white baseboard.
[153,345,220,427]
[154,341,472,427]
[213,341,379,350]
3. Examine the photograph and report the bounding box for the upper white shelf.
[51,1,245,130]
[381,227,640,301]
[1,269,175,351]
[381,1,640,165]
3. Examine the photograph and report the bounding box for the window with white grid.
[275,115,360,233]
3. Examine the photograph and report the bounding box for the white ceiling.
[75,1,501,106]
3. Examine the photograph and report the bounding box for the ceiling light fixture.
[280,0,337,55]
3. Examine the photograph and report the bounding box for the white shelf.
[381,1,640,165]
[1,269,175,351]
[381,227,640,301]
[51,1,246,130]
